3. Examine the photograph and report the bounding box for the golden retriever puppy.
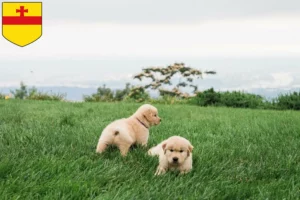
[148,136,193,175]
[96,104,161,156]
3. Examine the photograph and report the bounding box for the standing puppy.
[96,104,161,156]
[148,136,193,175]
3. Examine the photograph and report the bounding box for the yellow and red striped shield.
[2,2,42,47]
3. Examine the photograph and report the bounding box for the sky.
[0,0,300,98]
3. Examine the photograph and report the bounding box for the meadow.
[0,100,300,199]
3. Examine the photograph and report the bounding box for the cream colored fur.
[96,104,161,156]
[148,136,193,175]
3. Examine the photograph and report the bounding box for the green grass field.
[1,100,300,199]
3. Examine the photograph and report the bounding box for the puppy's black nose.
[173,157,178,162]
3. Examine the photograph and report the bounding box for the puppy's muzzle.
[172,157,178,163]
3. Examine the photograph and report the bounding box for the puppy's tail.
[98,126,121,144]
[96,126,126,153]
[113,127,121,136]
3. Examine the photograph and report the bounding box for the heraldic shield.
[2,2,42,47]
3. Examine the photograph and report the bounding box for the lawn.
[0,100,300,199]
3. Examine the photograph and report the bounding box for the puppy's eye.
[170,149,174,152]
[154,114,157,117]
[180,150,184,153]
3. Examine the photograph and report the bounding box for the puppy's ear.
[162,143,167,154]
[187,144,194,157]
[143,108,152,122]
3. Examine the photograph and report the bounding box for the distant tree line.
[82,85,300,111]
[1,63,300,111]
[2,81,66,101]
[190,88,300,110]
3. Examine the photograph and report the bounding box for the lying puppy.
[148,136,193,175]
[96,104,161,156]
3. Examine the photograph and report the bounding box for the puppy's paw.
[141,142,148,147]
[147,146,159,156]
[155,167,166,176]
[179,169,191,175]
[147,147,155,156]
[147,149,153,156]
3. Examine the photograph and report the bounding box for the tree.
[87,84,114,102]
[115,83,131,101]
[28,86,38,98]
[0,93,5,99]
[125,86,150,102]
[11,81,28,99]
[133,62,216,98]
[83,84,131,102]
